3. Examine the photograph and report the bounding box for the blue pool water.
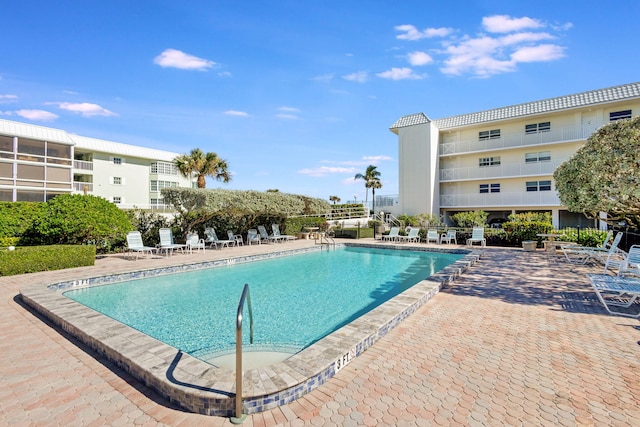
[64,246,462,360]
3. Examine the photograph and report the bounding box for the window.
[112,157,122,165]
[479,156,501,167]
[610,110,632,121]
[151,161,178,175]
[525,151,551,163]
[150,180,179,192]
[525,122,551,134]
[112,176,122,185]
[480,183,501,193]
[112,196,122,204]
[526,180,552,192]
[479,129,501,141]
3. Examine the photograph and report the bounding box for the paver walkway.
[2,241,640,426]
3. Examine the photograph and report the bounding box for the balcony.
[73,182,93,192]
[440,159,563,182]
[439,123,602,156]
[73,160,93,172]
[440,191,561,208]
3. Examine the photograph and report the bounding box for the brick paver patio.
[2,240,640,426]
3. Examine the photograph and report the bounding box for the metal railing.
[231,284,253,424]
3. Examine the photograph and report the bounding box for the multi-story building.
[389,81,640,228]
[0,118,194,209]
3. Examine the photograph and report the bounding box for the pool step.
[205,351,294,370]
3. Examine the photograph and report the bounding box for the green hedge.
[334,227,374,239]
[0,245,96,276]
[284,217,327,235]
[0,202,45,239]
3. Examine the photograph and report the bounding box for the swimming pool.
[20,242,480,416]
[64,246,463,363]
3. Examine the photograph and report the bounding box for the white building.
[0,118,194,209]
[389,81,640,228]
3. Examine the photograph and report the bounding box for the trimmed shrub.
[285,217,326,235]
[26,194,133,253]
[451,211,488,227]
[0,202,46,240]
[0,245,96,276]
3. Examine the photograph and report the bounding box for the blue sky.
[1,1,638,204]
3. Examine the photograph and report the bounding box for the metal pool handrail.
[230,283,253,424]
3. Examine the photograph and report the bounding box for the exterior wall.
[397,122,439,216]
[391,84,640,228]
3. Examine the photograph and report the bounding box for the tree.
[554,116,640,227]
[329,195,341,205]
[354,165,381,206]
[174,148,231,188]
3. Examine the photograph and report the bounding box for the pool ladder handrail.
[231,283,253,424]
[316,232,336,250]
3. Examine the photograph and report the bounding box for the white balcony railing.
[440,191,561,208]
[440,159,564,182]
[73,182,93,192]
[439,123,602,156]
[73,160,93,171]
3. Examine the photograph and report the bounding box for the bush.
[0,237,20,247]
[285,217,326,235]
[0,202,46,240]
[451,211,488,227]
[502,212,553,244]
[26,194,133,253]
[0,245,96,276]
[559,228,610,247]
[125,209,171,247]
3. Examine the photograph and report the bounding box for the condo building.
[0,118,194,209]
[389,81,640,228]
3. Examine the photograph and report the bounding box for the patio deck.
[2,239,640,426]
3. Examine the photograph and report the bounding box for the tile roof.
[389,113,431,130]
[390,81,640,131]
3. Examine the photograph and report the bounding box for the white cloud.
[224,110,249,117]
[395,24,453,40]
[276,113,299,120]
[4,109,59,121]
[298,166,358,177]
[278,106,300,112]
[217,71,232,77]
[511,44,565,62]
[482,15,544,33]
[0,94,18,102]
[311,73,334,82]
[407,51,433,66]
[343,71,368,83]
[377,67,425,80]
[53,102,116,117]
[363,155,393,162]
[154,48,215,71]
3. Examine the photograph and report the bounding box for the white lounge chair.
[204,227,234,249]
[158,228,186,256]
[604,244,640,276]
[186,232,206,253]
[272,224,295,242]
[587,274,640,318]
[246,229,261,245]
[441,230,457,245]
[426,229,440,244]
[467,227,486,247]
[227,230,244,246]
[562,231,622,264]
[258,225,286,243]
[382,227,400,242]
[125,231,156,259]
[398,227,420,243]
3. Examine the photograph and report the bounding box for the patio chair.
[204,227,234,249]
[441,230,457,245]
[587,274,640,318]
[426,229,440,244]
[382,226,400,242]
[398,227,420,243]
[125,231,156,259]
[158,228,186,256]
[562,231,622,264]
[605,244,640,276]
[186,232,206,253]
[246,228,261,245]
[258,225,286,243]
[466,227,486,247]
[272,224,295,242]
[227,230,244,246]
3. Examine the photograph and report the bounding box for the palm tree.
[354,165,381,206]
[174,148,231,188]
[329,195,341,205]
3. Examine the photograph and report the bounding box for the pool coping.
[19,242,482,417]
